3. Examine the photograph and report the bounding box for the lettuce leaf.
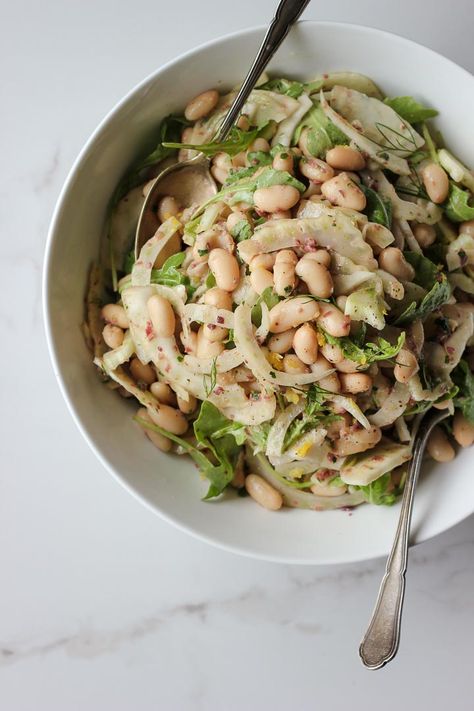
[360,184,392,228]
[320,330,405,365]
[258,77,305,98]
[150,253,195,298]
[355,472,397,506]
[383,96,438,124]
[293,104,349,157]
[452,359,474,423]
[444,183,474,222]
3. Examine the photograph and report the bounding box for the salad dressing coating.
[87,72,474,510]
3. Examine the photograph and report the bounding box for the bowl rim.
[43,20,474,565]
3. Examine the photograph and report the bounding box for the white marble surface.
[2,1,474,708]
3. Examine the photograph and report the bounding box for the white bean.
[460,219,474,237]
[300,158,334,183]
[184,89,219,121]
[295,255,333,298]
[148,403,188,435]
[253,185,301,213]
[269,297,319,333]
[394,348,419,383]
[102,324,124,350]
[427,426,455,462]
[157,195,180,223]
[245,474,283,511]
[325,146,365,171]
[339,372,372,394]
[208,248,240,292]
[147,294,176,337]
[282,353,310,374]
[453,412,474,447]
[321,172,366,211]
[150,381,177,406]
[250,253,276,271]
[317,304,351,337]
[273,250,297,296]
[129,358,156,386]
[272,151,294,173]
[196,326,224,358]
[250,266,274,295]
[320,342,344,364]
[136,408,172,452]
[422,163,449,204]
[413,223,436,249]
[378,248,415,281]
[333,425,382,456]
[203,287,233,310]
[101,303,129,329]
[177,394,198,414]
[268,328,296,354]
[293,323,318,364]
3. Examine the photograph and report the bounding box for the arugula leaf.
[360,184,392,228]
[305,383,329,415]
[354,472,397,506]
[151,253,195,298]
[163,125,264,157]
[383,96,438,124]
[394,274,451,325]
[403,251,440,289]
[193,402,243,498]
[444,183,474,223]
[205,272,216,289]
[229,219,252,242]
[294,104,349,157]
[258,77,305,98]
[251,287,280,326]
[246,150,273,167]
[247,422,271,453]
[284,412,341,452]
[320,330,406,365]
[452,360,474,423]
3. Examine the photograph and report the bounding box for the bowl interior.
[44,22,474,564]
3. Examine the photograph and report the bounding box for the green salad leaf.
[383,96,438,124]
[452,360,474,423]
[403,251,441,289]
[163,125,264,157]
[230,219,252,242]
[251,287,280,326]
[444,183,474,222]
[360,184,392,228]
[150,253,195,298]
[320,330,406,365]
[394,275,451,325]
[354,472,397,506]
[294,104,349,157]
[246,150,273,167]
[258,77,305,98]
[193,402,244,499]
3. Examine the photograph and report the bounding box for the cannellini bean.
[196,326,224,358]
[184,89,219,121]
[295,255,333,298]
[298,127,314,158]
[271,210,292,220]
[283,354,309,374]
[321,172,366,211]
[250,253,276,271]
[177,393,198,414]
[427,426,455,462]
[318,372,341,393]
[268,328,296,354]
[335,358,360,374]
[272,151,294,173]
[320,342,344,364]
[273,249,297,296]
[333,425,382,456]
[460,219,474,237]
[299,157,334,183]
[147,294,176,337]
[208,248,240,292]
[336,295,348,311]
[148,402,188,435]
[203,287,233,310]
[193,228,234,262]
[245,473,282,511]
[422,163,450,204]
[232,151,247,168]
[269,296,319,333]
[433,398,452,410]
[129,358,156,386]
[413,223,436,249]
[325,146,365,171]
[310,480,348,497]
[150,381,177,406]
[453,411,474,447]
[180,330,198,355]
[394,348,419,383]
[317,303,351,337]
[204,323,228,342]
[302,249,331,268]
[378,247,415,282]
[250,266,274,295]
[253,185,301,213]
[101,303,129,329]
[102,324,124,350]
[136,408,172,452]
[211,166,229,184]
[293,323,318,364]
[157,195,180,223]
[237,115,250,131]
[339,372,372,394]
[250,137,270,153]
[226,210,248,234]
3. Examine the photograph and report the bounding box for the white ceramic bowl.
[44,22,474,564]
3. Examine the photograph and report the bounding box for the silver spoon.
[135,0,311,257]
[359,408,449,669]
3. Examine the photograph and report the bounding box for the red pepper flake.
[207,323,217,330]
[157,345,163,352]
[446,346,455,354]
[213,386,224,395]
[327,453,337,463]
[372,455,384,462]
[145,321,154,340]
[216,316,225,324]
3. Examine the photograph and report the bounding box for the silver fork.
[359,408,449,669]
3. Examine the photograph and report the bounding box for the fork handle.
[359,410,448,669]
[215,0,311,141]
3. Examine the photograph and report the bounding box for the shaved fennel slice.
[395,417,411,443]
[362,222,395,250]
[425,305,474,377]
[448,273,474,294]
[376,269,404,300]
[369,382,411,427]
[239,215,376,269]
[407,374,451,402]
[394,219,422,254]
[272,93,313,147]
[320,91,410,175]
[233,303,332,387]
[131,217,182,286]
[446,234,474,271]
[327,394,371,430]
[255,302,270,343]
[266,403,305,460]
[94,362,162,419]
[345,287,386,330]
[183,303,234,329]
[286,427,328,460]
[103,330,135,371]
[246,449,366,511]
[309,71,383,98]
[364,170,442,224]
[242,89,300,126]
[183,349,243,374]
[340,439,412,486]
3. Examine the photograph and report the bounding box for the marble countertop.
[2,1,473,708]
